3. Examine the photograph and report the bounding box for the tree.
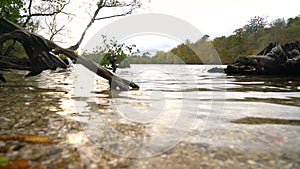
[201,34,210,41]
[43,14,73,42]
[211,15,300,64]
[287,16,300,26]
[20,0,71,32]
[0,0,24,24]
[243,16,268,51]
[0,0,71,55]
[69,0,142,50]
[0,0,143,90]
[286,16,300,41]
[244,16,268,34]
[89,35,139,72]
[270,18,286,42]
[2,0,142,48]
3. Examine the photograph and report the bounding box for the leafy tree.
[0,0,24,24]
[212,15,300,64]
[269,18,287,42]
[84,35,139,71]
[243,16,268,34]
[149,15,300,65]
[285,16,300,41]
[100,36,138,66]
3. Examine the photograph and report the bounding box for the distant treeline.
[127,15,300,64]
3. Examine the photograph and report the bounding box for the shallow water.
[1,64,300,157]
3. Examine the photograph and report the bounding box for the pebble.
[0,141,5,147]
[247,160,256,165]
[90,163,98,169]
[161,154,167,158]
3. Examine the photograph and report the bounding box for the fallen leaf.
[0,135,53,144]
[0,159,30,169]
[0,156,9,167]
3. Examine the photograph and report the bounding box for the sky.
[60,0,300,53]
[148,0,300,38]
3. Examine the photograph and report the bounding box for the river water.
[1,64,300,158]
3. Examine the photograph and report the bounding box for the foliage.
[126,16,300,65]
[243,16,268,34]
[211,15,300,64]
[0,0,70,32]
[83,35,139,67]
[0,156,9,167]
[2,2,299,66]
[128,37,219,64]
[0,0,24,24]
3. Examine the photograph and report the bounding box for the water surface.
[1,64,300,156]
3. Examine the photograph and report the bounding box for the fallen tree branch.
[0,17,139,90]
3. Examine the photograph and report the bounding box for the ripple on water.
[1,65,300,156]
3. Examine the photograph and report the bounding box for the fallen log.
[0,18,139,90]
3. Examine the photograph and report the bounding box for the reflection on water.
[1,64,300,154]
[232,117,300,126]
[225,75,300,107]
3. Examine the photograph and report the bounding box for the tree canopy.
[83,35,139,69]
[124,15,300,65]
[0,0,23,24]
[213,15,300,64]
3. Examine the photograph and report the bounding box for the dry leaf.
[0,159,30,169]
[0,135,53,144]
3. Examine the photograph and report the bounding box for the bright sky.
[61,0,300,53]
[148,0,300,38]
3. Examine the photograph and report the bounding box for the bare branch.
[69,0,141,50]
[68,0,106,50]
[95,9,133,20]
[22,0,33,27]
[44,15,67,41]
[104,2,140,8]
[29,11,63,17]
[22,0,70,28]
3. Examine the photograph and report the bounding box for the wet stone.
[214,154,228,161]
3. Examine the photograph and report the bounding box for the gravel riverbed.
[1,69,300,168]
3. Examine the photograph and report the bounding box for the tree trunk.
[0,17,139,90]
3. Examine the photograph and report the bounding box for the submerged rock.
[207,67,225,73]
[225,41,300,75]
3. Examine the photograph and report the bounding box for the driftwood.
[224,41,300,75]
[0,18,139,90]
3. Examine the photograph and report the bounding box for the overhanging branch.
[22,0,71,28]
[95,9,134,20]
[69,0,141,51]
[0,17,139,90]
